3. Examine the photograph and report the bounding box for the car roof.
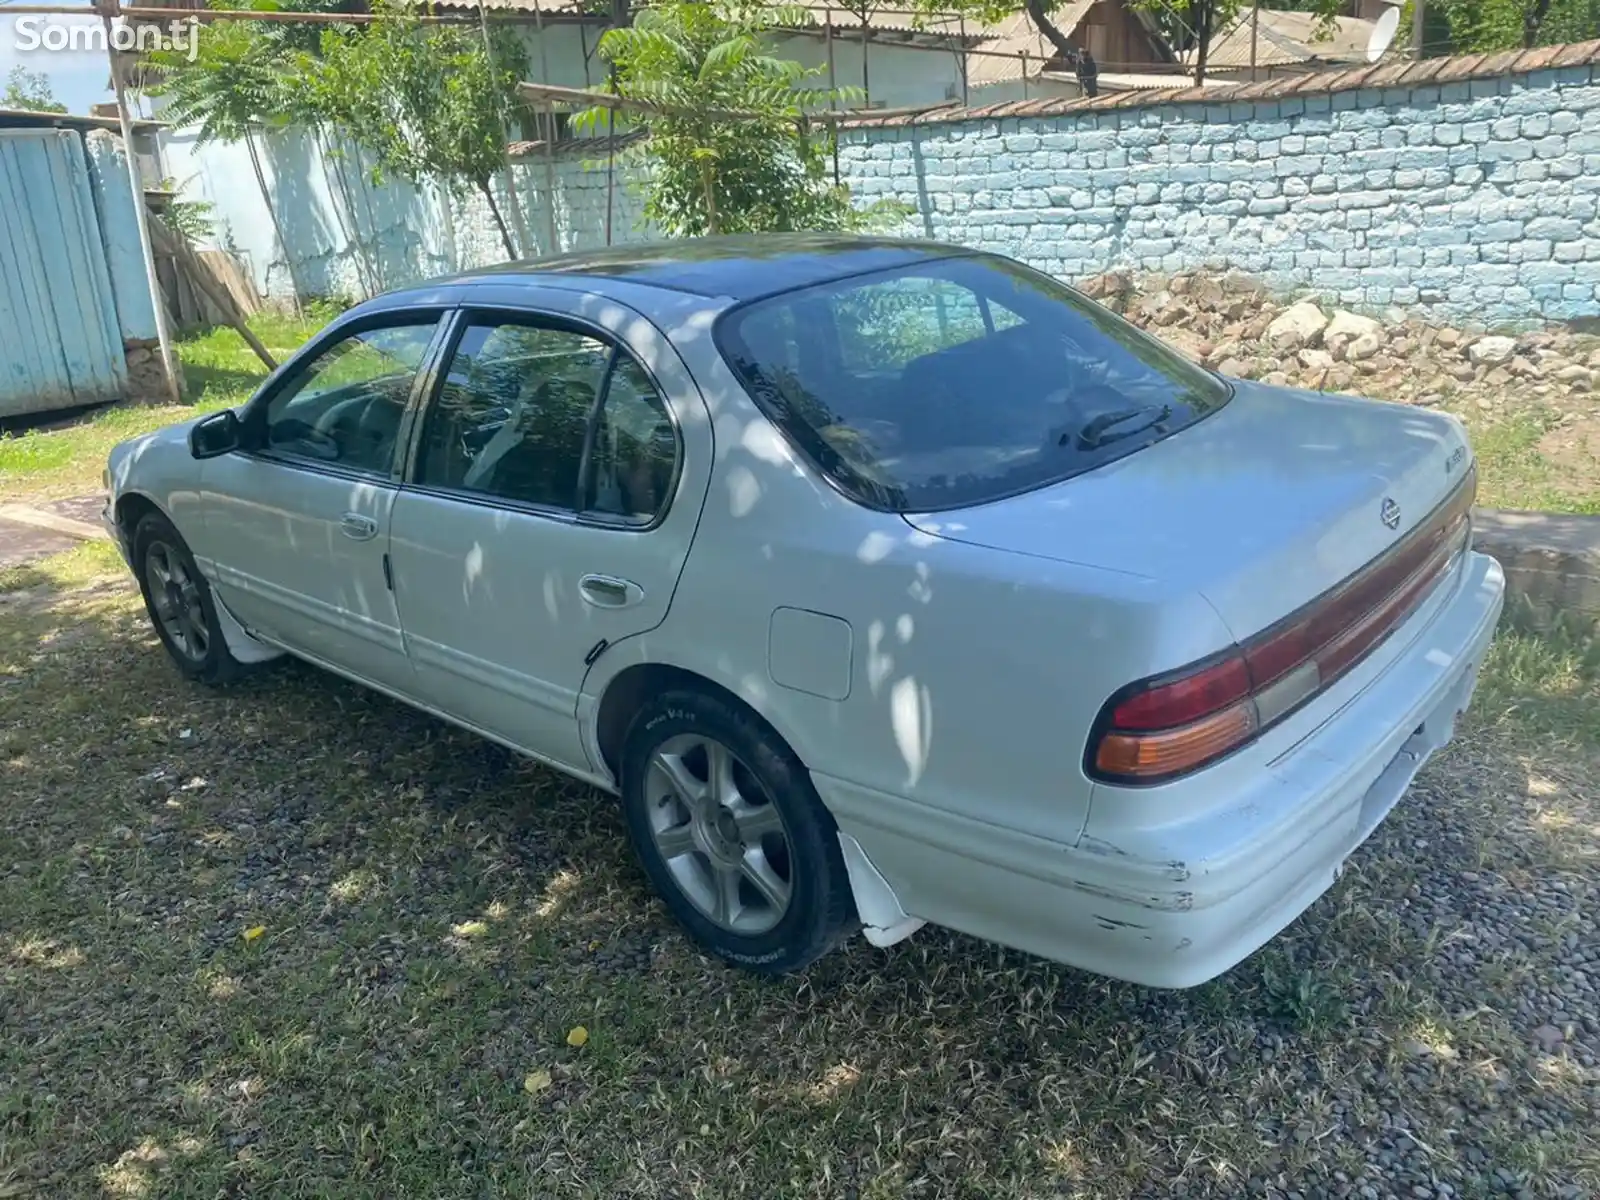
[426,234,978,303]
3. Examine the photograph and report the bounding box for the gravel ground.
[1,544,1597,1199]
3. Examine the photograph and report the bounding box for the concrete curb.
[1473,507,1600,631]
[0,504,106,543]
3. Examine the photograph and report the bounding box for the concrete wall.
[174,44,1600,326]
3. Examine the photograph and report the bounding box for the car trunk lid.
[903,382,1474,641]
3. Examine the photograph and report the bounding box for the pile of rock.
[1077,270,1600,415]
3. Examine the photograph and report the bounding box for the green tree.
[300,2,528,257]
[1427,0,1598,49]
[4,66,69,113]
[146,4,307,306]
[574,0,887,236]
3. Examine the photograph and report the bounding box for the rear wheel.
[619,689,857,974]
[132,512,243,686]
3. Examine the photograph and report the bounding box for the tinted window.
[416,323,609,511]
[263,322,437,475]
[832,274,1020,372]
[717,256,1231,512]
[584,357,678,524]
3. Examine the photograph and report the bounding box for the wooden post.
[861,15,869,103]
[1411,0,1426,57]
[958,13,969,106]
[1249,0,1260,81]
[102,7,181,404]
[604,72,616,246]
[1021,49,1029,99]
[825,9,837,101]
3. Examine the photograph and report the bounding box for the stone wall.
[836,42,1600,325]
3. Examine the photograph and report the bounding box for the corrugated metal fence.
[0,128,133,418]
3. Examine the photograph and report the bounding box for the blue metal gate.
[0,128,128,418]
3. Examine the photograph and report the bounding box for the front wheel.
[619,689,858,975]
[132,512,244,686]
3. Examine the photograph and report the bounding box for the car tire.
[131,512,244,686]
[619,688,858,975]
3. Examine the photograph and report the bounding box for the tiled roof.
[426,0,977,36]
[835,38,1600,124]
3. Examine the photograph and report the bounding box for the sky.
[1,12,117,114]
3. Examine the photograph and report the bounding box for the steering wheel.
[268,417,340,460]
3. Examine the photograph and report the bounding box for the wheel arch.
[593,661,814,786]
[114,490,166,544]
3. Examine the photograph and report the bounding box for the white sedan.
[103,236,1505,987]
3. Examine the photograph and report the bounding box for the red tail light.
[1089,466,1476,784]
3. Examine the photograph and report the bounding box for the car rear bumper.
[816,550,1505,988]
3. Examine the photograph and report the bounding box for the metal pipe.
[542,100,559,253]
[477,0,530,258]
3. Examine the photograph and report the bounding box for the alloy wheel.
[145,542,209,662]
[644,733,794,935]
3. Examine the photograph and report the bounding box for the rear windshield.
[716,254,1231,512]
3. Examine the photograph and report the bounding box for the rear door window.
[716,255,1231,512]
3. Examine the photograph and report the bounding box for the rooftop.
[1180,9,1383,69]
[436,234,975,300]
[0,107,165,134]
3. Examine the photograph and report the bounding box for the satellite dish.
[1367,6,1401,61]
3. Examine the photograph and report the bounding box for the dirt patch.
[0,520,80,571]
[1537,412,1600,497]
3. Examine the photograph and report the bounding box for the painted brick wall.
[836,63,1600,324]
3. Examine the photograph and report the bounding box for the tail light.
[1089,466,1476,785]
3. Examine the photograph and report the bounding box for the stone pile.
[1077,270,1600,415]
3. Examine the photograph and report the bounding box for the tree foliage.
[4,66,68,114]
[574,0,893,236]
[148,0,527,259]
[1425,0,1598,50]
[299,3,526,202]
[145,5,293,143]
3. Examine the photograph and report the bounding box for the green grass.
[0,551,1595,1199]
[1462,409,1600,516]
[0,313,324,504]
[1473,609,1600,751]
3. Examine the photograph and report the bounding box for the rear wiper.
[1068,403,1172,450]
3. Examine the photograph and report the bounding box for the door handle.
[580,574,643,608]
[339,512,379,541]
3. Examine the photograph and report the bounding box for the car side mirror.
[190,410,243,459]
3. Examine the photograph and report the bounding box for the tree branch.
[1022,0,1077,61]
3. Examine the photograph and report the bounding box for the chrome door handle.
[339,512,378,541]
[579,574,643,608]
